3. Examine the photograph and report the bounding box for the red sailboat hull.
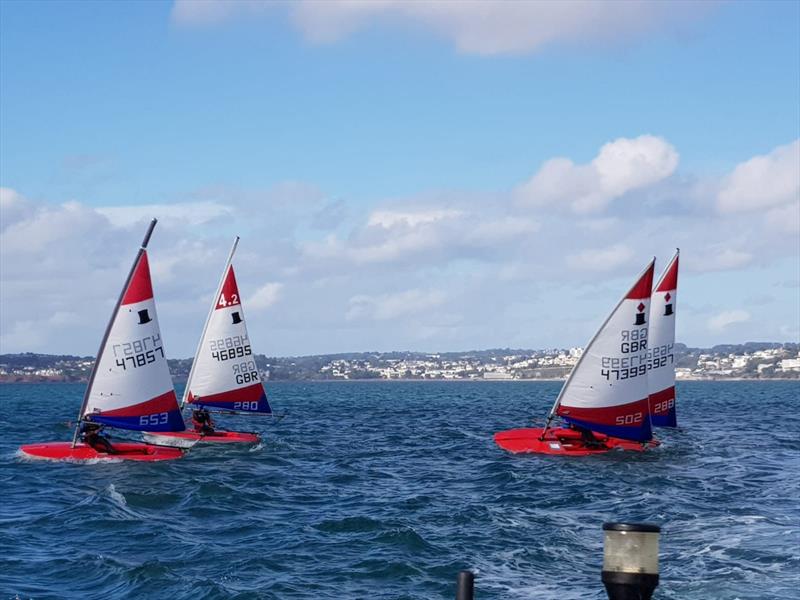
[19,441,184,462]
[143,430,260,445]
[494,427,659,456]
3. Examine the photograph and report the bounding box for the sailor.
[191,407,215,435]
[568,423,604,448]
[81,421,117,454]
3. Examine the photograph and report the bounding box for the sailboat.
[494,259,660,455]
[144,237,271,445]
[20,219,186,461]
[648,249,679,427]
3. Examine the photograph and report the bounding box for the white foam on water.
[77,457,124,465]
[142,432,197,449]
[14,449,36,461]
[106,484,127,507]
[731,515,767,525]
[14,449,123,465]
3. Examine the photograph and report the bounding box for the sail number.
[212,346,251,361]
[620,328,647,353]
[115,349,164,370]
[649,355,673,369]
[653,398,675,415]
[232,360,259,384]
[600,355,673,380]
[112,335,165,371]
[218,292,239,307]
[602,365,647,381]
[646,344,674,370]
[233,401,259,411]
[615,412,643,426]
[139,412,169,426]
[602,339,674,380]
[210,335,251,362]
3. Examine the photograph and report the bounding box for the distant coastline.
[1,342,798,383]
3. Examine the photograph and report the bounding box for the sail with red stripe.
[554,260,656,442]
[183,238,272,414]
[648,250,679,427]
[80,224,184,432]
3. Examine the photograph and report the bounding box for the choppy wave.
[1,381,799,599]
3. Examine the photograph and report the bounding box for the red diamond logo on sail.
[637,302,645,312]
[665,293,671,302]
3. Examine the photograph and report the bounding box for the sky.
[1,0,798,358]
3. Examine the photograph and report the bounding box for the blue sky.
[1,0,798,356]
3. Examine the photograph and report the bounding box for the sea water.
[1,381,798,599]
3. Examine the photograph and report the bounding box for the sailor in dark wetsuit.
[569,423,604,448]
[81,421,117,454]
[191,407,215,435]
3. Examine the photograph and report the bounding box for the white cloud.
[565,244,634,271]
[577,217,620,232]
[1,320,48,353]
[303,207,536,266]
[515,135,679,213]
[0,192,254,356]
[717,140,800,213]
[346,288,447,321]
[707,309,751,332]
[172,0,712,56]
[97,201,233,228]
[3,133,799,356]
[367,209,463,228]
[1,199,110,256]
[0,187,36,231]
[0,297,88,353]
[594,136,680,199]
[248,282,284,311]
[690,248,753,272]
[304,227,440,265]
[764,202,800,235]
[468,216,539,243]
[148,240,220,284]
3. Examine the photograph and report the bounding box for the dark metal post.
[456,570,474,600]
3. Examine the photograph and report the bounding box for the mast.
[539,258,656,440]
[71,218,158,447]
[181,236,240,409]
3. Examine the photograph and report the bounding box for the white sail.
[648,250,679,427]
[184,239,271,414]
[80,224,183,431]
[553,260,656,442]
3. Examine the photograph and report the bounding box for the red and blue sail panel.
[649,386,677,428]
[187,383,272,414]
[88,391,186,431]
[557,398,653,442]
